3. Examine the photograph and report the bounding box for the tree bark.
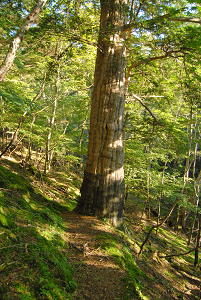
[0,0,47,82]
[188,118,200,245]
[75,0,127,227]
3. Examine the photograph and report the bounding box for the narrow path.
[61,211,127,300]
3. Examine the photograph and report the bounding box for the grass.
[0,159,201,300]
[96,232,150,300]
[0,163,76,299]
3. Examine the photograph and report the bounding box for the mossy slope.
[0,163,76,300]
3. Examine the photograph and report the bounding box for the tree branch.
[131,94,157,122]
[135,1,145,19]
[170,17,201,24]
[0,0,47,82]
[159,246,200,258]
[125,49,186,88]
[122,8,200,33]
[139,198,178,255]
[71,35,103,52]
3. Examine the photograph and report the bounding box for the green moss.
[97,233,148,299]
[0,163,76,299]
[0,212,8,227]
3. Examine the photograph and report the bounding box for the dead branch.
[159,245,201,258]
[132,94,157,122]
[69,242,83,252]
[139,198,178,255]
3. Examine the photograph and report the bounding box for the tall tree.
[76,0,127,227]
[76,0,201,227]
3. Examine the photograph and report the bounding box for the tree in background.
[0,0,47,82]
[0,0,201,231]
[76,0,201,227]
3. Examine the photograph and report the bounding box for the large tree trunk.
[76,0,127,227]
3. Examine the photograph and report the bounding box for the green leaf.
[0,213,8,227]
[14,58,24,69]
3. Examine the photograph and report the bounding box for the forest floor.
[61,210,201,300]
[0,154,201,300]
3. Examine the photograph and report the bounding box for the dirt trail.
[61,209,201,300]
[61,211,127,300]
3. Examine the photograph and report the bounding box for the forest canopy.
[0,0,201,234]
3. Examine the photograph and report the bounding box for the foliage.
[0,0,201,267]
[0,162,76,299]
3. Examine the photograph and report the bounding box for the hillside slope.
[0,157,200,300]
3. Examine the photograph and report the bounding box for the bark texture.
[76,0,127,227]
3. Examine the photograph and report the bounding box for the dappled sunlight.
[0,161,77,299]
[1,158,201,299]
[158,228,191,253]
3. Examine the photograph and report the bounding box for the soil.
[1,156,201,300]
[61,208,201,300]
[61,211,127,300]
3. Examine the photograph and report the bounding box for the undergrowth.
[96,233,149,300]
[0,163,76,300]
[0,159,200,300]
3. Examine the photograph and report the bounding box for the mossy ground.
[0,157,200,300]
[0,159,77,299]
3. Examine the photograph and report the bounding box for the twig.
[139,198,178,255]
[0,245,23,251]
[69,242,83,252]
[159,246,200,258]
[0,261,19,268]
[132,94,157,122]
[83,242,88,256]
[25,243,28,254]
[85,246,101,256]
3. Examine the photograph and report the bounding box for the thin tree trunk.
[0,97,4,151]
[78,112,88,155]
[27,114,36,161]
[147,158,151,220]
[43,100,77,162]
[140,144,151,222]
[0,71,47,158]
[0,96,4,114]
[188,125,200,244]
[180,107,193,230]
[188,195,199,245]
[156,154,168,234]
[194,214,201,266]
[44,67,60,174]
[76,0,127,228]
[188,167,201,245]
[175,107,193,230]
[0,0,47,81]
